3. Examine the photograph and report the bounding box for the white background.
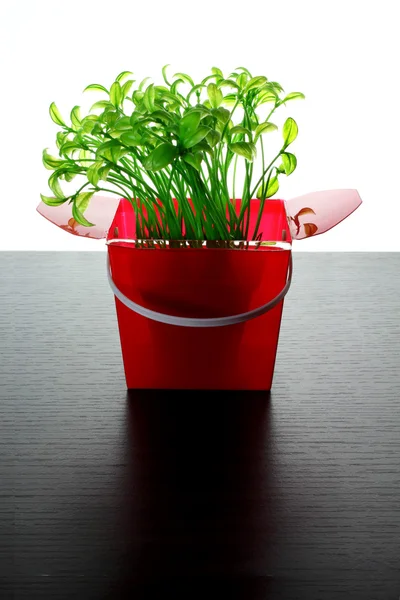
[1,0,399,251]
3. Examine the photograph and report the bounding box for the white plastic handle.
[107,253,292,328]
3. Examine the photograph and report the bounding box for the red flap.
[36,190,362,242]
[285,189,362,240]
[36,195,121,239]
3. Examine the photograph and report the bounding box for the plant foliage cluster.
[42,66,304,240]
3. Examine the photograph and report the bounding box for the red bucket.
[107,198,292,390]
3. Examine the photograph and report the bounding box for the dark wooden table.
[1,252,400,600]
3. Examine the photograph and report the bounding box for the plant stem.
[248,151,282,201]
[252,168,274,240]
[232,154,238,201]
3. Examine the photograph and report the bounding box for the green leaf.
[102,110,119,127]
[207,83,223,108]
[120,131,142,146]
[257,91,278,105]
[64,169,79,182]
[48,172,65,199]
[114,116,133,130]
[173,72,194,86]
[49,102,66,127]
[83,84,109,94]
[222,94,237,106]
[116,71,133,83]
[211,107,230,124]
[78,149,93,165]
[214,120,226,137]
[76,191,94,214]
[155,87,182,106]
[281,152,297,175]
[182,126,210,149]
[90,100,112,112]
[92,123,103,135]
[108,129,123,139]
[186,83,206,101]
[56,132,68,149]
[132,90,144,106]
[237,73,248,89]
[73,131,87,145]
[167,100,184,112]
[219,78,240,90]
[130,115,152,131]
[171,78,185,96]
[70,105,81,129]
[201,74,220,85]
[42,149,65,170]
[59,140,80,157]
[192,140,214,156]
[98,164,111,181]
[254,122,278,140]
[139,77,152,91]
[148,110,175,124]
[110,81,122,107]
[212,67,223,77]
[156,84,170,92]
[179,112,201,142]
[283,117,298,147]
[206,130,220,147]
[275,163,285,175]
[96,140,129,162]
[229,142,256,161]
[81,116,97,134]
[183,152,203,171]
[40,193,67,207]
[245,76,268,91]
[72,201,94,227]
[270,81,284,93]
[183,105,210,120]
[230,126,252,137]
[282,92,305,102]
[257,175,279,199]
[121,79,134,99]
[235,66,252,77]
[201,114,214,129]
[162,64,171,86]
[143,143,178,171]
[143,84,156,112]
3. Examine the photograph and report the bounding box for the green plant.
[41,66,304,241]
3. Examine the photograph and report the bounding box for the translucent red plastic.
[35,189,362,389]
[107,199,292,390]
[36,189,362,241]
[285,189,362,239]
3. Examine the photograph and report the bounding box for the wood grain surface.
[1,252,399,600]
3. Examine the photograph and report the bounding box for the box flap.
[36,195,121,239]
[37,189,362,242]
[285,189,362,240]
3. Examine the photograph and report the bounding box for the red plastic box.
[37,188,362,390]
[107,198,291,390]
